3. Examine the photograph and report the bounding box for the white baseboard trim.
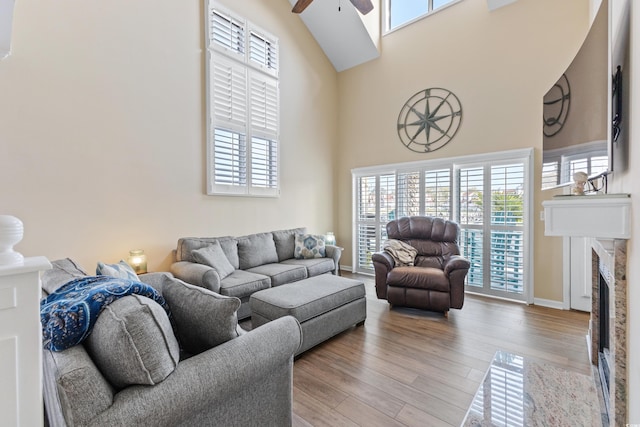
[533,298,565,310]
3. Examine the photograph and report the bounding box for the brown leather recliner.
[372,216,470,315]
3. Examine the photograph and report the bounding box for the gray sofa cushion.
[85,295,180,389]
[191,241,235,279]
[219,270,271,299]
[176,237,240,269]
[96,260,138,280]
[294,233,326,259]
[162,277,241,355]
[281,258,335,277]
[246,263,307,287]
[272,227,306,262]
[237,233,279,270]
[41,258,88,294]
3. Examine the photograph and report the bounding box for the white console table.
[0,257,51,427]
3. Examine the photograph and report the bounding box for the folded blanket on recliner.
[41,276,169,351]
[383,239,418,267]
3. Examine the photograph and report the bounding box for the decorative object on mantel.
[0,0,16,59]
[571,171,588,195]
[127,249,147,274]
[397,88,463,153]
[0,215,24,266]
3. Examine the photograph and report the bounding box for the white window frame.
[383,0,463,34]
[205,3,280,197]
[542,140,607,189]
[351,148,533,304]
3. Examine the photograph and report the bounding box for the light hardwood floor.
[292,272,592,427]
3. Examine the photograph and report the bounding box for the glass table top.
[461,350,603,427]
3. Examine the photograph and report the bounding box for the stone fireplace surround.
[591,238,627,425]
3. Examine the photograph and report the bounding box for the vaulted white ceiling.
[287,0,379,72]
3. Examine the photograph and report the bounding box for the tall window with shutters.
[206,4,279,196]
[352,149,532,302]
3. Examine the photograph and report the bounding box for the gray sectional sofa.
[170,228,342,320]
[42,258,302,427]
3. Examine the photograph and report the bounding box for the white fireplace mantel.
[542,194,631,239]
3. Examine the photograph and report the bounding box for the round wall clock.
[543,73,571,137]
[397,88,463,153]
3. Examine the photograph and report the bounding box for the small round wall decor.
[543,73,571,137]
[397,88,462,153]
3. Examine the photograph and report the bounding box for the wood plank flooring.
[292,272,592,427]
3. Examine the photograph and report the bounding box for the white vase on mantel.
[0,215,24,266]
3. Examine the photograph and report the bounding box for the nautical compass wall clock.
[397,88,463,153]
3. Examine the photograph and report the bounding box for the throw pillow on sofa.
[191,241,235,279]
[96,260,138,281]
[162,276,241,355]
[294,234,326,259]
[84,294,180,389]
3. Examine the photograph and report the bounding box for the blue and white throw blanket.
[41,276,169,351]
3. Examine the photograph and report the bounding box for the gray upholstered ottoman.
[250,275,366,355]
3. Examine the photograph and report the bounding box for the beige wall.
[335,0,590,302]
[543,1,608,151]
[0,0,339,271]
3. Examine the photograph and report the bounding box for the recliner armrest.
[372,251,395,271]
[170,261,222,293]
[443,255,470,276]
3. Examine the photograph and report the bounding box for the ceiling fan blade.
[292,0,314,13]
[349,0,374,14]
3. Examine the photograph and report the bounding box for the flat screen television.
[541,0,627,191]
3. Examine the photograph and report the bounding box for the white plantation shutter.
[356,176,378,271]
[251,136,277,188]
[212,56,246,125]
[396,171,420,219]
[458,167,484,288]
[489,164,525,294]
[250,73,278,134]
[210,9,245,57]
[207,3,279,196]
[424,168,451,219]
[379,174,396,223]
[213,129,246,187]
[250,31,278,74]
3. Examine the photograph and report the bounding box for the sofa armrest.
[443,255,471,276]
[170,261,222,293]
[89,316,302,426]
[325,245,342,275]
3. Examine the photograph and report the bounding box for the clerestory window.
[386,0,460,32]
[206,4,280,196]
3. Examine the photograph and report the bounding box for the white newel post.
[0,215,51,426]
